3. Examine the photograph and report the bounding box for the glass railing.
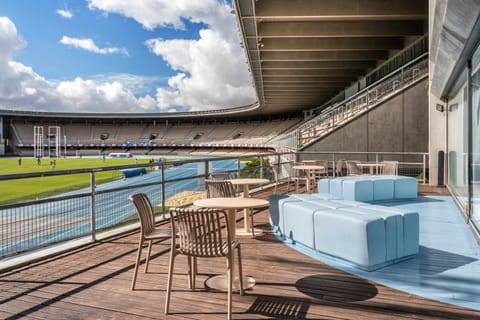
[0,150,428,265]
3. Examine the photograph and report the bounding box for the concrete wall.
[303,79,428,162]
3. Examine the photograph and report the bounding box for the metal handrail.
[273,53,429,150]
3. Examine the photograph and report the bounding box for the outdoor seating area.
[269,193,419,271]
[2,183,480,319]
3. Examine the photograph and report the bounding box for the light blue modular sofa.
[318,175,418,201]
[269,176,419,271]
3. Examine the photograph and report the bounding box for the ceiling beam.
[258,37,404,51]
[256,50,389,61]
[256,21,425,37]
[254,0,428,19]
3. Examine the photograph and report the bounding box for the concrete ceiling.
[234,0,428,116]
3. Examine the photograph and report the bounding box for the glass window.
[471,44,480,230]
[447,68,469,208]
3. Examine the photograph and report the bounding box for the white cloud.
[88,0,256,111]
[0,17,157,113]
[56,9,73,19]
[87,0,224,31]
[0,17,26,64]
[0,0,258,114]
[60,36,129,56]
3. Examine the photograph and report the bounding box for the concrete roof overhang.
[234,0,428,116]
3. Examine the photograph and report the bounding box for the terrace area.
[2,183,480,319]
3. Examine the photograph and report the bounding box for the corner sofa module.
[313,209,387,269]
[268,191,420,271]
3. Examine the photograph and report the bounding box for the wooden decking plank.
[2,184,480,319]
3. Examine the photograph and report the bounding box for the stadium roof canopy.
[0,0,428,121]
[233,0,428,116]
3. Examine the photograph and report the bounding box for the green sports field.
[0,157,152,205]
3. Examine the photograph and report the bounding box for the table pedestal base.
[205,275,255,292]
[236,228,264,237]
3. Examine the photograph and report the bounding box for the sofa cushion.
[313,209,387,269]
[342,179,374,202]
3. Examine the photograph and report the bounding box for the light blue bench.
[269,190,419,271]
[318,175,418,201]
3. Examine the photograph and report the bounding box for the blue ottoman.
[317,179,331,193]
[283,201,327,248]
[313,209,387,270]
[364,204,419,257]
[342,179,374,202]
[340,206,403,261]
[391,176,418,199]
[372,178,395,201]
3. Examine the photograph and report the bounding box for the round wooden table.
[293,165,325,193]
[228,178,269,236]
[194,197,269,291]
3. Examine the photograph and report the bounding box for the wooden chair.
[335,159,346,177]
[381,161,399,175]
[165,207,244,320]
[204,179,261,237]
[346,160,363,176]
[289,163,309,193]
[205,179,237,198]
[128,193,172,290]
[312,159,329,179]
[208,172,234,180]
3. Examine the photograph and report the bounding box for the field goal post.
[75,149,102,158]
[48,126,61,158]
[33,126,44,158]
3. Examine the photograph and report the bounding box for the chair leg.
[164,250,176,315]
[237,245,244,296]
[250,209,255,238]
[187,255,193,289]
[131,238,144,290]
[192,257,197,289]
[227,257,233,320]
[144,239,153,273]
[187,256,197,290]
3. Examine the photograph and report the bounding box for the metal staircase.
[272,53,428,151]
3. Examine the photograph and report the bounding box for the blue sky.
[0,0,255,113]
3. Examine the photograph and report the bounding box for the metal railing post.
[90,171,96,241]
[205,160,210,179]
[332,153,336,177]
[161,163,166,213]
[423,153,427,184]
[236,158,241,177]
[260,156,264,179]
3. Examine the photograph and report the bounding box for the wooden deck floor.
[1,185,480,319]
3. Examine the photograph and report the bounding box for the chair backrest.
[208,172,232,180]
[381,161,398,175]
[205,179,236,198]
[346,160,362,175]
[335,159,345,176]
[271,163,279,183]
[128,193,156,237]
[170,207,231,257]
[314,160,328,174]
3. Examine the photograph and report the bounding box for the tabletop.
[194,197,269,209]
[228,178,270,185]
[293,165,325,170]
